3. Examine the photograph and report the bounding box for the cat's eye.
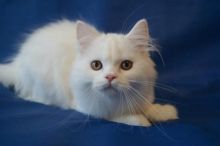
[91,60,102,70]
[121,60,133,70]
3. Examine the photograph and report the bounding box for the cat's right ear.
[76,21,99,50]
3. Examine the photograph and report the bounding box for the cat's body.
[0,19,177,126]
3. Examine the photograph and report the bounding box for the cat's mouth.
[104,83,115,90]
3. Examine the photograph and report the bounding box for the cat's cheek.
[116,78,130,88]
[121,71,138,82]
[91,77,106,89]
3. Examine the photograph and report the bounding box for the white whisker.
[122,88,133,115]
[119,90,125,117]
[125,86,175,140]
[126,87,147,114]
[125,88,136,114]
[129,79,177,93]
[128,86,152,105]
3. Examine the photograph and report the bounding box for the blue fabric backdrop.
[0,0,220,146]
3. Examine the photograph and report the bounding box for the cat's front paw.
[146,104,178,122]
[112,114,151,127]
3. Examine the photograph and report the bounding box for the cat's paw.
[112,114,151,127]
[146,104,178,122]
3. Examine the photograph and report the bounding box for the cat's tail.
[0,63,17,87]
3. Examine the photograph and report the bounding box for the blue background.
[0,0,220,146]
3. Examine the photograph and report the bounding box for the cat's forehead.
[102,33,131,49]
[87,33,138,60]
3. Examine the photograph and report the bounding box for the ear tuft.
[76,21,99,49]
[126,19,149,48]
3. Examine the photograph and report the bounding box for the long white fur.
[0,19,177,126]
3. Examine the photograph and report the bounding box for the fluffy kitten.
[0,19,177,126]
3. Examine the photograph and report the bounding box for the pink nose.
[105,75,116,82]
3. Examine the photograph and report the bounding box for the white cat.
[0,19,177,126]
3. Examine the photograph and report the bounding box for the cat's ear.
[76,21,100,49]
[126,19,149,48]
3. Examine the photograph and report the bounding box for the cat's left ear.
[126,19,149,48]
[76,21,100,49]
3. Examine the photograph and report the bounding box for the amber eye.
[91,60,102,70]
[121,60,133,70]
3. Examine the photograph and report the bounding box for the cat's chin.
[95,83,119,95]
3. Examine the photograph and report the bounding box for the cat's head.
[71,19,157,117]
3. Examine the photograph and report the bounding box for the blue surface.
[0,0,220,146]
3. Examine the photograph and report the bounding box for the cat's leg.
[18,74,52,105]
[111,103,177,126]
[145,103,178,122]
[112,114,151,126]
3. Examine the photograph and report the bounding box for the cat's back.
[17,20,77,62]
[12,20,78,105]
